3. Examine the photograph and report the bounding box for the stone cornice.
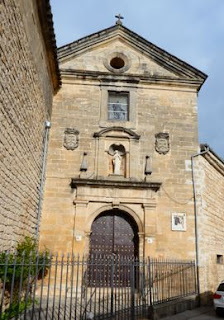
[36,0,61,91]
[200,144,224,176]
[71,178,161,192]
[60,69,202,89]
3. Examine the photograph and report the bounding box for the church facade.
[39,22,207,264]
[1,3,224,304]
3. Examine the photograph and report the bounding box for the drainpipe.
[35,120,51,240]
[191,145,209,306]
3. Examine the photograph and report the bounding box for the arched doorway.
[90,209,139,258]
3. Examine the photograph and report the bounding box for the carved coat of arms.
[155,133,169,154]
[64,128,79,150]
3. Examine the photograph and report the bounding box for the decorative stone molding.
[63,128,79,150]
[142,202,156,210]
[145,155,152,175]
[93,127,140,140]
[155,133,169,155]
[80,152,88,171]
[71,178,161,192]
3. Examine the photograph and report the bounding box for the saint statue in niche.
[108,144,126,176]
[113,150,122,175]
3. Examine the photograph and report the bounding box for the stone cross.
[115,14,124,25]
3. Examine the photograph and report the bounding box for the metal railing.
[148,258,197,305]
[0,253,196,320]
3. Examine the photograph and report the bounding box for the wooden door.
[90,210,138,257]
[89,210,139,286]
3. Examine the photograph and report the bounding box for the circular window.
[110,57,125,69]
[104,52,131,73]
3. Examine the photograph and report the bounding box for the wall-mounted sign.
[172,213,186,231]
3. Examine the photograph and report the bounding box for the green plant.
[0,298,33,320]
[0,237,50,319]
[0,237,50,285]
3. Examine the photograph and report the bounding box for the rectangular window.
[108,92,129,121]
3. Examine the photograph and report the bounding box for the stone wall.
[197,150,224,302]
[0,0,56,249]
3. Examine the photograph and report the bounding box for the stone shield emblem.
[155,133,169,154]
[64,128,79,150]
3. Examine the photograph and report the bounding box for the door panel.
[90,214,114,256]
[114,214,136,257]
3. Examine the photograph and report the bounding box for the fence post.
[0,251,9,317]
[148,258,152,307]
[130,260,135,320]
[148,257,154,319]
[110,255,114,317]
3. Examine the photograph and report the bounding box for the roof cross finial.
[115,14,124,25]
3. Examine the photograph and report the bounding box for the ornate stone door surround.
[71,178,161,259]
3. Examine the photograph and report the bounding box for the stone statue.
[113,150,122,175]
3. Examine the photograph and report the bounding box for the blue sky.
[51,0,224,158]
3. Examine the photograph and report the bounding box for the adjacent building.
[196,145,224,301]
[0,0,60,249]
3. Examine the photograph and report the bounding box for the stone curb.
[162,306,214,320]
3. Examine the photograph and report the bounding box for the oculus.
[104,52,131,73]
[110,57,125,69]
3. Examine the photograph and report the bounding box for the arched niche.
[93,127,140,178]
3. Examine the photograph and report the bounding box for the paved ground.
[162,306,224,320]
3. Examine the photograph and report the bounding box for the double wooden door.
[89,210,139,286]
[90,210,138,258]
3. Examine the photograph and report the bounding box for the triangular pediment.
[60,38,180,79]
[58,24,207,89]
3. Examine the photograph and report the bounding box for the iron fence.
[148,258,197,305]
[0,253,196,320]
